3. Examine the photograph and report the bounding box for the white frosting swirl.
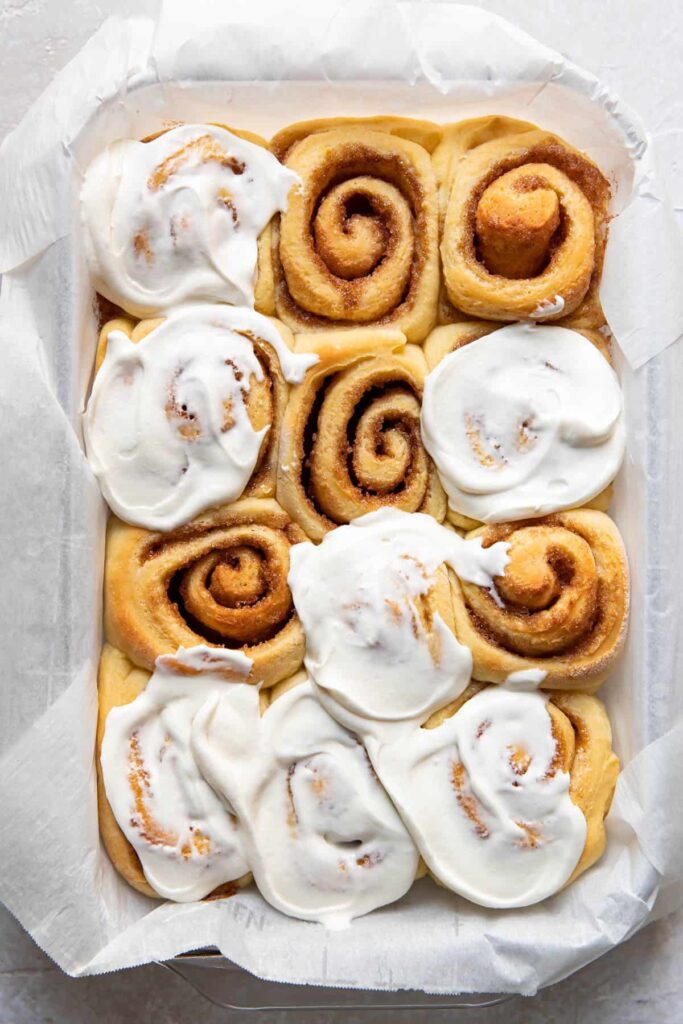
[83,305,317,531]
[421,324,625,523]
[191,675,418,927]
[374,684,586,908]
[81,124,299,316]
[287,508,509,732]
[100,646,251,902]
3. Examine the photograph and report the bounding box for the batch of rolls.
[82,114,628,926]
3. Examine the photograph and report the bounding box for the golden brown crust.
[276,328,446,541]
[551,691,620,884]
[450,510,629,691]
[435,116,610,328]
[264,118,441,342]
[271,116,443,162]
[141,123,268,149]
[104,497,307,688]
[97,644,252,901]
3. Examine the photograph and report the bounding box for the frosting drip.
[100,645,251,902]
[84,305,317,531]
[421,324,625,523]
[192,675,418,927]
[81,124,299,316]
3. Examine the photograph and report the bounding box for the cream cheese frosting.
[287,508,510,731]
[100,645,251,902]
[287,511,585,909]
[421,324,625,523]
[83,305,317,531]
[375,682,586,908]
[192,675,419,927]
[81,124,299,316]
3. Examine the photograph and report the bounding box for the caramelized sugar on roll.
[276,329,446,541]
[435,117,610,327]
[104,498,307,688]
[450,510,629,690]
[265,118,441,342]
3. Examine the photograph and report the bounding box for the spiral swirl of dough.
[435,117,610,326]
[104,498,307,688]
[265,119,441,342]
[276,329,446,541]
[450,510,629,690]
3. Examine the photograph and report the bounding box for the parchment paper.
[1,0,683,995]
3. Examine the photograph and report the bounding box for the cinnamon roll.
[191,670,420,925]
[84,307,317,531]
[287,508,510,731]
[374,678,619,907]
[421,323,624,528]
[264,118,441,342]
[81,123,298,317]
[276,329,446,541]
[97,643,252,901]
[435,117,610,327]
[450,510,629,690]
[104,497,307,689]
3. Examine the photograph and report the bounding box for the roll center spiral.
[313,176,414,286]
[208,547,265,606]
[475,166,562,279]
[307,362,428,522]
[464,525,600,656]
[177,527,294,644]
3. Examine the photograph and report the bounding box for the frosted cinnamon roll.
[276,329,446,541]
[264,118,441,342]
[450,510,629,690]
[98,644,252,901]
[421,323,624,527]
[375,676,619,907]
[191,670,419,926]
[287,508,510,731]
[435,117,610,327]
[84,307,317,532]
[105,497,306,689]
[81,124,298,317]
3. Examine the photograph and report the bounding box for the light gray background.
[1,0,681,1021]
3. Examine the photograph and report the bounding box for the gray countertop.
[1,0,681,1020]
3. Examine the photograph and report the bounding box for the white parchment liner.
[1,0,683,995]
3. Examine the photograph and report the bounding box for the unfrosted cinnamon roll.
[85,307,316,532]
[263,118,441,342]
[81,124,298,317]
[104,497,307,689]
[435,117,610,328]
[276,329,446,541]
[97,643,253,901]
[421,322,624,529]
[450,510,629,690]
